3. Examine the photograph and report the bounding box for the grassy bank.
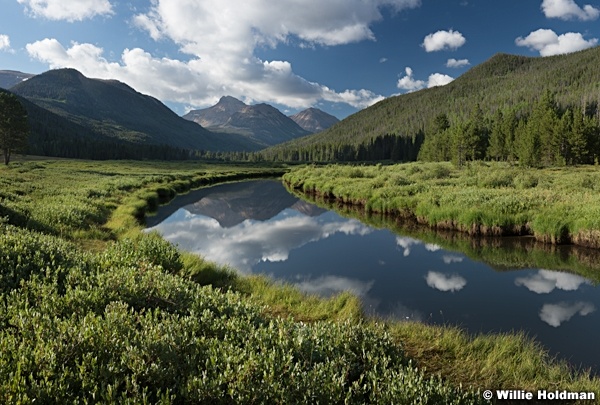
[283,161,600,249]
[1,158,599,403]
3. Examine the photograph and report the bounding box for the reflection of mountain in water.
[184,180,326,227]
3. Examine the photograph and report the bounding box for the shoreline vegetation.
[283,161,600,249]
[2,158,600,403]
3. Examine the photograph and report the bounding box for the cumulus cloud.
[446,58,470,68]
[24,0,420,110]
[425,271,467,292]
[427,74,454,88]
[396,67,426,92]
[0,35,11,52]
[515,269,591,294]
[38,0,416,110]
[515,28,598,56]
[539,301,595,327]
[397,67,454,92]
[17,0,114,22]
[422,29,466,52]
[541,0,600,21]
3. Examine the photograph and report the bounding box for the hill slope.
[264,46,600,160]
[184,96,311,147]
[11,69,260,152]
[0,70,35,89]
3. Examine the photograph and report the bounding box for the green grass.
[284,161,600,249]
[1,157,599,403]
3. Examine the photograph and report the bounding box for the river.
[146,179,600,374]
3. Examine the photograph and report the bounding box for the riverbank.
[283,161,600,249]
[1,158,599,403]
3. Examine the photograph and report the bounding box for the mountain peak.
[217,95,247,108]
[183,97,311,146]
[289,107,339,133]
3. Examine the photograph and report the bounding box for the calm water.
[146,180,600,373]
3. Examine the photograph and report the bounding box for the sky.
[1,0,599,119]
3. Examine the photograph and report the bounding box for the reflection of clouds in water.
[425,243,441,252]
[293,275,374,298]
[147,209,372,273]
[442,255,464,264]
[425,271,467,292]
[395,237,442,256]
[539,301,596,327]
[515,270,591,294]
[395,236,421,256]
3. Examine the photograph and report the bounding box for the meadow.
[1,158,599,403]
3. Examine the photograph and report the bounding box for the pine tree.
[0,93,29,165]
[487,109,506,161]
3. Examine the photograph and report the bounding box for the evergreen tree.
[464,104,488,161]
[567,107,588,165]
[487,109,506,161]
[501,107,518,162]
[0,93,29,165]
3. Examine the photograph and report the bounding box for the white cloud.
[397,67,454,93]
[446,58,470,68]
[515,28,598,56]
[397,67,426,92]
[427,73,454,88]
[22,0,418,111]
[0,35,11,52]
[539,301,595,327]
[17,0,114,22]
[379,57,388,63]
[66,0,417,110]
[541,0,600,21]
[422,29,466,52]
[425,271,467,292]
[515,269,591,294]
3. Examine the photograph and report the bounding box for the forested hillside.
[261,46,600,163]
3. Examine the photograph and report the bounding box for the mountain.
[183,96,311,147]
[263,46,600,161]
[289,107,339,133]
[10,69,261,152]
[0,70,35,89]
[184,95,247,127]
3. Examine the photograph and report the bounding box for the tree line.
[418,91,600,167]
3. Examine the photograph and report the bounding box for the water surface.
[146,180,600,373]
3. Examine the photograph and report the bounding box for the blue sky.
[1,0,599,119]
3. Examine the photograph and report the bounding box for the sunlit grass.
[284,161,600,248]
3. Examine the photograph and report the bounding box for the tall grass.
[284,162,600,248]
